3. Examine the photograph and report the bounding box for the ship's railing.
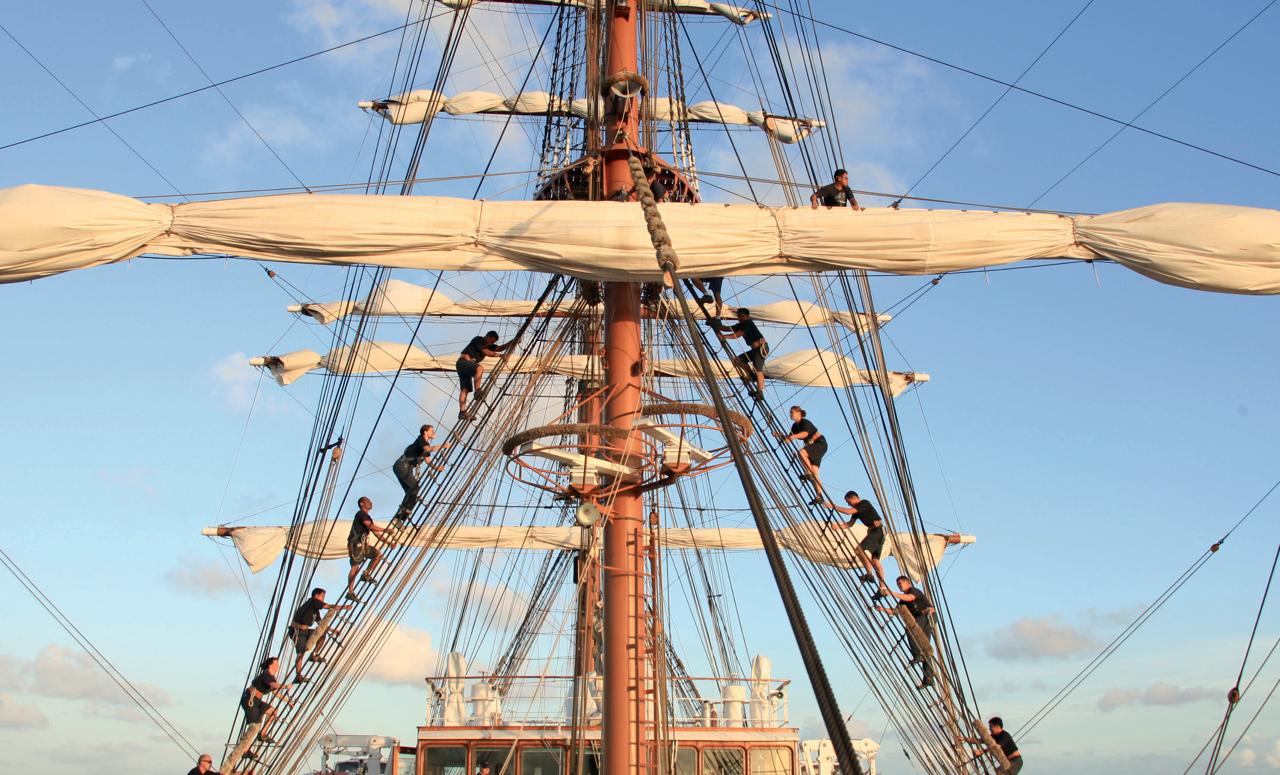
[423,674,791,729]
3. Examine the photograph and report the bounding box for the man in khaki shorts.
[346,497,392,603]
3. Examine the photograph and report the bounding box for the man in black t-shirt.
[776,405,827,504]
[709,308,768,398]
[965,717,1024,774]
[456,330,510,420]
[878,575,936,689]
[346,497,392,603]
[289,587,351,684]
[392,424,451,519]
[825,490,887,590]
[810,168,863,210]
[187,753,218,775]
[239,657,290,745]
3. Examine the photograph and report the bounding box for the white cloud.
[27,645,171,709]
[1097,682,1218,713]
[164,557,246,599]
[985,615,1098,661]
[211,351,262,412]
[364,622,438,686]
[0,656,22,689]
[93,466,157,498]
[1097,687,1138,712]
[0,692,47,729]
[111,52,153,72]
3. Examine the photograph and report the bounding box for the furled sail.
[288,278,890,332]
[437,0,768,25]
[359,91,823,143]
[248,343,928,394]
[2,184,1278,294]
[204,520,973,579]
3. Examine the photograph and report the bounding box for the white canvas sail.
[288,278,890,331]
[249,343,927,394]
[205,520,972,579]
[2,184,1277,293]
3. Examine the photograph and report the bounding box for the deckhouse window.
[749,747,793,775]
[423,745,466,775]
[521,746,565,775]
[475,745,515,774]
[675,746,697,775]
[704,747,745,775]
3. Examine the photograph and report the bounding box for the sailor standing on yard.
[393,424,450,520]
[775,406,827,504]
[708,307,768,398]
[877,575,936,690]
[239,657,291,747]
[288,587,350,684]
[346,497,392,603]
[824,490,888,591]
[456,330,510,420]
[809,168,864,210]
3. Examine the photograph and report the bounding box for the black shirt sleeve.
[731,320,764,344]
[404,436,429,461]
[462,336,488,361]
[994,730,1019,757]
[791,419,818,438]
[853,500,881,528]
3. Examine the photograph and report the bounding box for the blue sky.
[1,0,1278,773]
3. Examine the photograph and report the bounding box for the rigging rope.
[0,546,201,760]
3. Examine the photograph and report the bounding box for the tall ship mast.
[1,1,1278,775]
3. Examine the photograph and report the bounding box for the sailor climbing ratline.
[289,587,350,684]
[393,424,450,520]
[346,497,392,604]
[239,657,291,750]
[456,330,510,420]
[708,307,768,398]
[686,276,724,316]
[825,490,888,595]
[877,575,936,690]
[776,406,827,505]
[965,717,1024,774]
[810,168,864,210]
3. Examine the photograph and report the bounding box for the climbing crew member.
[456,330,510,420]
[645,165,667,202]
[687,277,725,317]
[810,168,863,210]
[289,587,350,684]
[346,497,391,603]
[825,490,887,590]
[239,657,291,747]
[708,307,768,398]
[393,424,450,520]
[776,406,827,504]
[187,753,217,775]
[964,717,1024,774]
[877,575,936,690]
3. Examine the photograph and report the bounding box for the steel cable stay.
[1021,473,1280,739]
[0,546,201,760]
[1204,540,1280,773]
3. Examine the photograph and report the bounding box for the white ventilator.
[444,652,468,726]
[3,185,1278,294]
[203,522,973,579]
